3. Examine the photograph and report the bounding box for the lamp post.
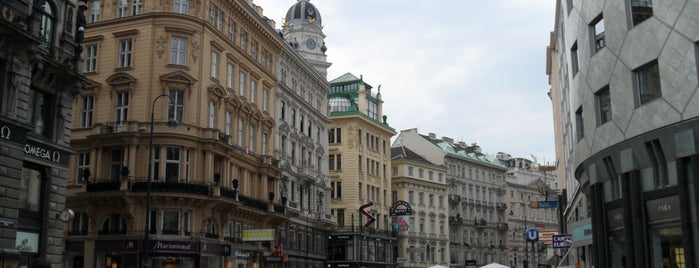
[144,94,178,268]
[511,202,529,268]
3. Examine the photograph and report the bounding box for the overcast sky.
[257,0,558,164]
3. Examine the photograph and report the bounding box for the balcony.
[448,194,461,202]
[496,223,509,231]
[474,219,486,228]
[131,181,209,196]
[86,180,121,192]
[496,202,507,210]
[449,216,463,224]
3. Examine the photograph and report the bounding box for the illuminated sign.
[241,229,275,241]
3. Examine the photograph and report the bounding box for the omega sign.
[23,141,69,166]
[24,144,61,163]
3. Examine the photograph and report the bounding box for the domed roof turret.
[285,0,322,27]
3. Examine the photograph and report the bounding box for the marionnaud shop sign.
[149,240,199,253]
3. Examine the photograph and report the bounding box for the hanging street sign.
[530,201,559,208]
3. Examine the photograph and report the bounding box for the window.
[575,106,584,141]
[280,100,286,120]
[239,71,246,96]
[208,101,215,128]
[251,40,258,59]
[116,0,127,18]
[630,0,653,26]
[240,31,247,50]
[329,154,342,171]
[211,50,219,79]
[83,44,97,72]
[40,1,57,45]
[131,0,142,15]
[162,210,180,234]
[70,212,89,235]
[79,95,94,127]
[408,166,414,176]
[89,0,101,23]
[76,152,90,184]
[226,62,234,88]
[115,91,128,123]
[168,90,184,124]
[100,213,126,234]
[645,139,668,187]
[165,147,180,182]
[228,21,236,43]
[173,0,188,14]
[571,42,579,76]
[118,39,132,68]
[237,119,244,145]
[634,60,661,106]
[250,79,257,103]
[261,132,268,155]
[209,4,223,30]
[291,142,296,164]
[263,88,269,111]
[20,166,43,212]
[170,37,187,65]
[110,149,124,181]
[596,86,611,125]
[591,15,605,52]
[225,111,231,135]
[248,125,255,152]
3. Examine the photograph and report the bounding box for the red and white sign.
[538,230,558,244]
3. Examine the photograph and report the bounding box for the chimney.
[442,137,454,143]
[428,133,436,139]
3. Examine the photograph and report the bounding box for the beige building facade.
[326,73,397,268]
[65,0,291,267]
[391,146,450,267]
[393,129,509,267]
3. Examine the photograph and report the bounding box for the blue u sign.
[525,229,539,242]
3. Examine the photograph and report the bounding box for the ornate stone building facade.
[64,0,290,267]
[326,73,397,268]
[391,146,450,267]
[393,129,509,267]
[0,0,86,266]
[272,1,334,266]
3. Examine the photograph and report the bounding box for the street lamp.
[144,94,178,268]
[510,202,529,268]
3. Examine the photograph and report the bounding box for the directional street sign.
[525,229,539,242]
[552,234,572,249]
[530,201,559,209]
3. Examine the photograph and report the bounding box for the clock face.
[59,209,74,223]
[306,39,317,50]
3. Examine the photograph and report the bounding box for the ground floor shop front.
[64,239,262,268]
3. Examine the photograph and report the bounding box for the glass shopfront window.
[648,226,684,268]
[608,231,627,267]
[150,257,195,268]
[646,195,685,268]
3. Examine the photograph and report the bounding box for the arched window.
[38,0,56,46]
[99,213,126,235]
[202,218,217,238]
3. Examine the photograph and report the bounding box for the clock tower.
[282,0,331,77]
